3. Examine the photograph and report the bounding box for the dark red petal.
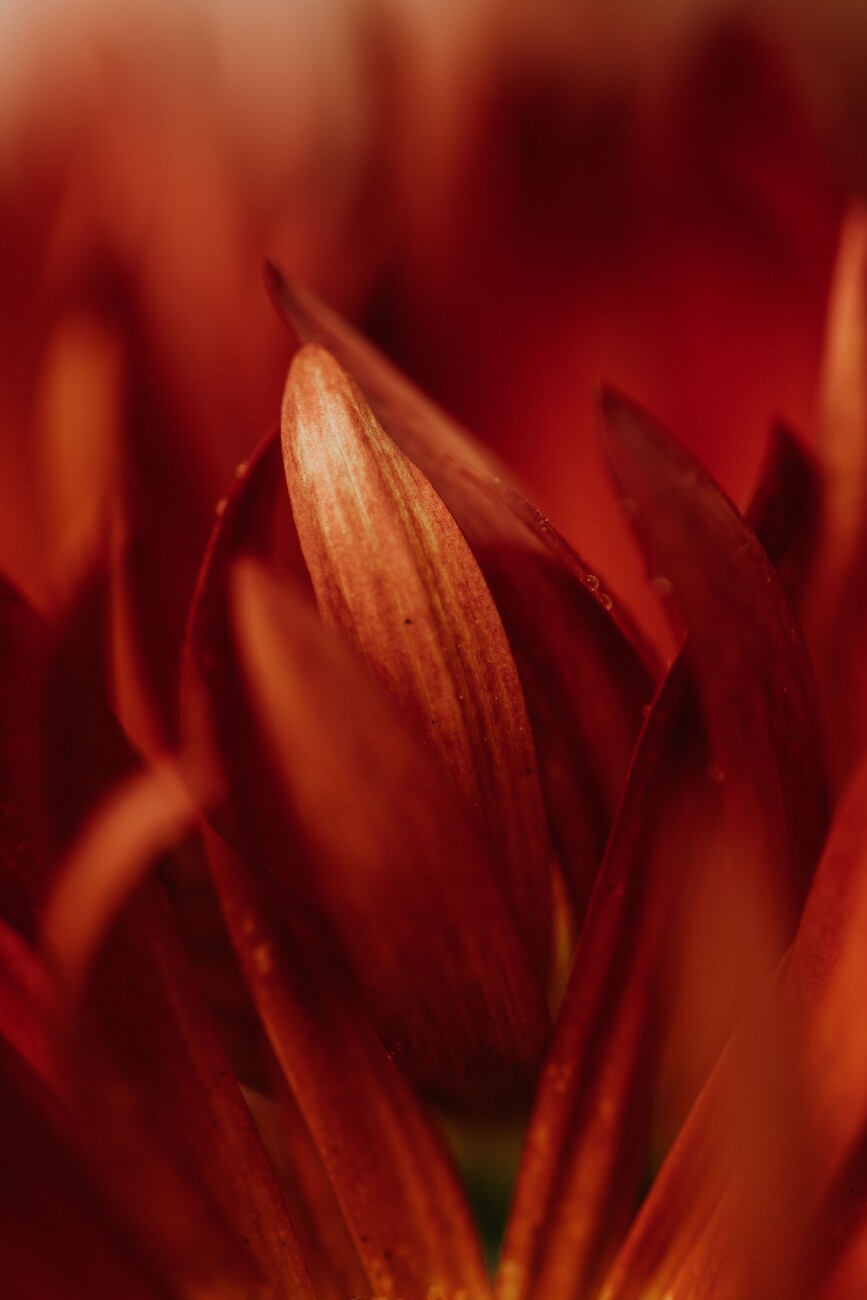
[42,768,315,1298]
[282,343,552,974]
[0,1040,169,1300]
[745,421,822,605]
[205,829,490,1300]
[268,269,653,920]
[499,663,708,1298]
[599,389,827,925]
[0,918,60,1092]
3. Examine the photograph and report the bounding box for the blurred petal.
[230,558,549,1110]
[745,422,822,605]
[270,270,653,918]
[42,761,197,989]
[0,917,60,1091]
[43,767,314,1299]
[598,760,867,1300]
[0,1041,168,1300]
[204,829,490,1300]
[805,203,867,782]
[282,342,551,973]
[0,575,50,935]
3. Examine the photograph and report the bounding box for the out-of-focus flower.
[4,5,867,1299]
[4,196,867,1297]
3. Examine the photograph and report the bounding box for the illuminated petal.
[183,436,549,1108]
[268,269,653,920]
[230,558,549,1109]
[805,203,867,781]
[205,829,490,1300]
[282,343,551,973]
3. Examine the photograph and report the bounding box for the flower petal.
[498,662,704,1300]
[229,558,550,1110]
[42,768,315,1299]
[268,269,653,920]
[0,1040,168,1300]
[282,342,551,973]
[205,828,490,1300]
[745,421,821,605]
[599,389,827,926]
[804,203,867,781]
[183,433,549,1109]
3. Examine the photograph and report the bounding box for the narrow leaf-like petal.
[282,343,551,972]
[598,763,867,1300]
[499,664,702,1300]
[745,422,821,604]
[230,559,549,1109]
[205,829,490,1300]
[268,269,652,920]
[183,435,548,1109]
[600,390,827,927]
[42,768,315,1299]
[805,203,867,780]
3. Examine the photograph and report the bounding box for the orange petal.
[498,662,707,1299]
[282,342,551,974]
[268,269,653,921]
[596,765,867,1300]
[205,828,490,1300]
[183,432,549,1109]
[804,203,867,782]
[229,558,549,1111]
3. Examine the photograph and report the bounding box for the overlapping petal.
[268,270,653,919]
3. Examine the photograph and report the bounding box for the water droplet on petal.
[651,575,673,597]
[586,574,600,591]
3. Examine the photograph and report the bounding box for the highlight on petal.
[805,203,867,782]
[204,829,490,1300]
[229,557,550,1110]
[182,429,548,1110]
[282,342,552,974]
[42,760,198,990]
[268,268,653,923]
